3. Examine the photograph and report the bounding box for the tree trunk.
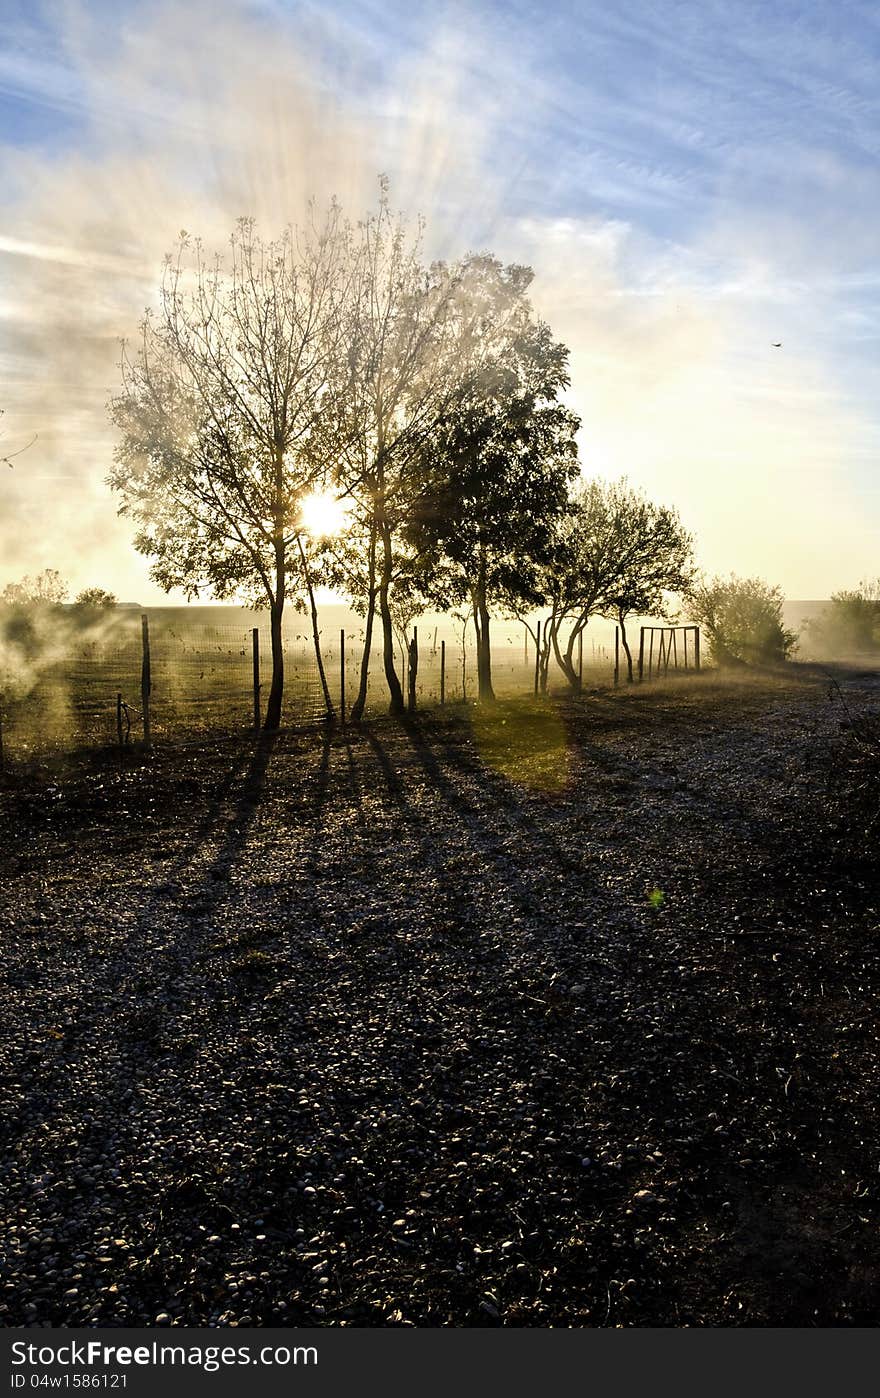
[264,599,284,730]
[378,520,405,716]
[350,592,375,722]
[297,535,335,719]
[350,523,378,722]
[549,611,579,690]
[539,615,551,694]
[407,633,418,713]
[474,551,495,703]
[619,611,634,683]
[264,465,286,731]
[565,618,585,693]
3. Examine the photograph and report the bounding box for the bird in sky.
[772,342,782,348]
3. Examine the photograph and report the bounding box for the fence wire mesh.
[0,607,622,761]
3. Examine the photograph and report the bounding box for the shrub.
[74,587,117,609]
[806,580,880,658]
[1,569,68,607]
[686,574,797,666]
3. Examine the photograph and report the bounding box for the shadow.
[340,726,369,835]
[6,697,873,1327]
[303,725,333,880]
[1,732,284,1150]
[362,725,410,808]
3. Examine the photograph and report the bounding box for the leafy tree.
[534,479,694,691]
[805,580,880,657]
[534,479,637,691]
[686,574,797,665]
[1,569,68,606]
[601,490,694,682]
[74,587,117,609]
[320,196,532,717]
[109,211,350,729]
[407,305,579,702]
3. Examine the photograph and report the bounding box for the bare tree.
[109,211,351,729]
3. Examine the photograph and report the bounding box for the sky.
[1,0,878,601]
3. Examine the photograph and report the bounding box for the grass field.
[0,604,617,761]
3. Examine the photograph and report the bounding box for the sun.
[299,489,350,538]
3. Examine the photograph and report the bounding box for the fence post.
[694,626,701,672]
[440,638,446,706]
[116,692,123,748]
[252,628,261,729]
[533,618,541,697]
[141,614,152,748]
[614,627,620,687]
[638,627,645,682]
[340,628,346,725]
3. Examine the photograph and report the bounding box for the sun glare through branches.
[298,489,351,538]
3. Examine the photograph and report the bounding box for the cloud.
[0,0,497,599]
[0,0,877,601]
[512,213,875,592]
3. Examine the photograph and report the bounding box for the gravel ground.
[1,668,878,1328]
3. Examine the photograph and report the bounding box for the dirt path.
[0,672,878,1326]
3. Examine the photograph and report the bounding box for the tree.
[74,587,117,608]
[389,587,423,701]
[535,478,640,692]
[686,574,797,665]
[1,569,68,606]
[109,211,350,729]
[407,303,580,702]
[320,196,530,717]
[805,580,880,657]
[601,491,694,682]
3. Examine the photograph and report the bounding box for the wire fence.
[389,621,616,707]
[0,608,624,762]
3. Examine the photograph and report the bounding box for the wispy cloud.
[0,0,878,597]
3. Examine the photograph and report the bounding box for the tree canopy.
[109,209,351,726]
[405,290,580,700]
[108,189,727,722]
[686,574,797,665]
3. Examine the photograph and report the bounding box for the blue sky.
[1,0,878,597]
